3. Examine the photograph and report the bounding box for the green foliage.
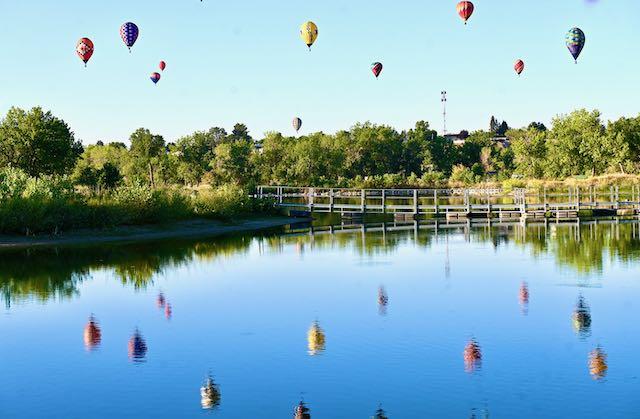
[0,107,82,176]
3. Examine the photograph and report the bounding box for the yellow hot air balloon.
[300,21,318,50]
[307,321,326,355]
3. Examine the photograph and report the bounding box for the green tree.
[510,127,548,178]
[129,128,166,188]
[605,115,640,174]
[173,127,227,185]
[209,139,256,186]
[0,107,82,176]
[229,123,252,142]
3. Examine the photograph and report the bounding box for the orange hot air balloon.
[457,1,475,25]
[589,347,608,380]
[464,339,482,372]
[83,316,102,350]
[514,59,525,76]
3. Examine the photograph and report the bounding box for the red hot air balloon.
[150,72,161,85]
[463,339,482,373]
[165,302,173,320]
[371,62,383,79]
[514,59,525,76]
[83,316,102,351]
[76,38,94,67]
[457,1,475,25]
[159,61,166,72]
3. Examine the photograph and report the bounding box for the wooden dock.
[256,185,640,219]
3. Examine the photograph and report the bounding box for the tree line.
[1,106,640,189]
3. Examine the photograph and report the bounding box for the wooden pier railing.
[256,186,640,219]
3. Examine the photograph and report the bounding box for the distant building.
[444,131,469,147]
[490,136,510,148]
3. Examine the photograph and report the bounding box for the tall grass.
[0,168,274,236]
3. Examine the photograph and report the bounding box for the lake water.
[1,218,640,418]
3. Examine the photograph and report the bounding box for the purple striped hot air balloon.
[120,22,139,52]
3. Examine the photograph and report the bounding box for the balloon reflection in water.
[373,406,388,419]
[200,375,221,409]
[378,286,389,316]
[572,296,592,338]
[83,315,102,351]
[128,329,148,362]
[519,282,529,315]
[165,302,173,320]
[294,400,311,419]
[464,339,482,373]
[307,321,326,356]
[589,347,608,380]
[156,292,166,309]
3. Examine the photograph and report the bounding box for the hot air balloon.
[589,347,608,380]
[457,1,475,25]
[83,315,102,351]
[371,62,383,79]
[300,21,318,50]
[293,117,302,133]
[156,292,166,308]
[514,59,525,76]
[294,401,311,419]
[307,321,326,356]
[464,339,482,373]
[373,407,389,419]
[159,61,166,72]
[120,22,139,52]
[165,302,172,320]
[150,72,161,85]
[572,296,592,338]
[76,38,94,67]
[566,27,585,63]
[128,329,148,362]
[200,375,221,409]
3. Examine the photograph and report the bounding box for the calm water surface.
[1,218,640,418]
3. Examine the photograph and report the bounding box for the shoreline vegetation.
[2,106,640,237]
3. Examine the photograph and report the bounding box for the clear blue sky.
[0,0,638,144]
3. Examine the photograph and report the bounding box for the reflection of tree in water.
[307,321,326,356]
[83,315,102,351]
[0,234,253,307]
[572,295,592,338]
[294,400,311,419]
[200,375,221,410]
[589,347,608,380]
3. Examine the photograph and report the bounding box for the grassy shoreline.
[0,216,304,249]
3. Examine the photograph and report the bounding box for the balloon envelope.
[566,27,585,62]
[300,21,318,49]
[120,22,139,50]
[159,61,166,71]
[514,59,525,75]
[150,72,161,84]
[457,1,474,24]
[371,62,383,78]
[293,117,302,132]
[76,38,94,66]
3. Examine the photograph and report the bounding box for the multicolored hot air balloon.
[566,27,585,63]
[464,339,482,373]
[514,59,525,76]
[371,62,383,79]
[76,38,94,67]
[457,1,475,25]
[159,61,166,72]
[294,401,311,419]
[378,285,389,316]
[293,117,302,133]
[519,281,529,315]
[589,347,608,380]
[83,315,102,351]
[120,22,139,52]
[200,375,221,409]
[150,72,161,85]
[300,21,318,50]
[128,329,148,362]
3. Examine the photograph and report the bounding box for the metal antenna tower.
[441,91,447,135]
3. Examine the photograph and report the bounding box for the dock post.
[434,190,439,216]
[309,187,314,211]
[576,187,581,211]
[382,189,386,214]
[610,186,614,208]
[259,186,264,199]
[615,186,620,210]
[413,189,419,215]
[543,187,548,213]
[329,188,334,213]
[361,189,366,213]
[278,186,283,204]
[465,190,470,214]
